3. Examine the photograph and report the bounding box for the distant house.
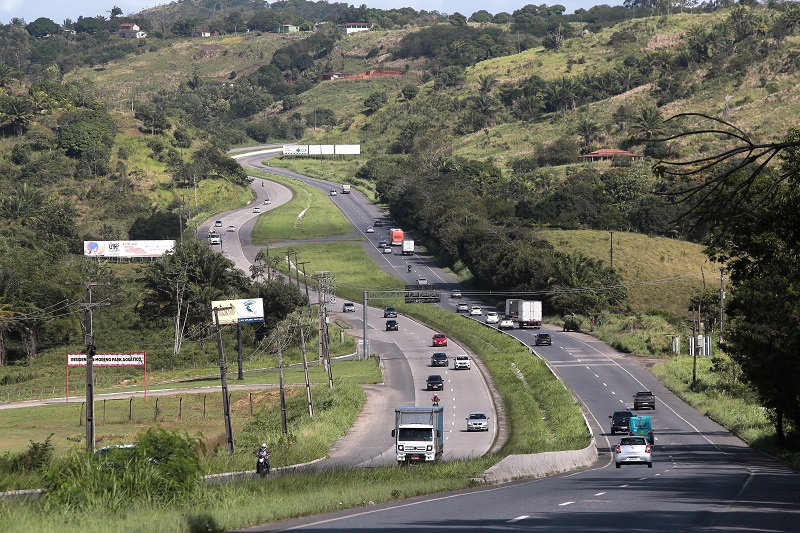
[275,24,299,33]
[119,23,147,39]
[192,30,212,37]
[339,22,372,35]
[578,149,643,162]
[322,72,343,80]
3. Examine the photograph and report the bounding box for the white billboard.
[284,145,309,155]
[335,144,361,155]
[211,298,265,324]
[84,240,175,258]
[67,353,146,366]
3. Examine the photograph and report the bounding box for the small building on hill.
[119,23,147,38]
[578,148,643,162]
[339,22,372,34]
[275,24,299,33]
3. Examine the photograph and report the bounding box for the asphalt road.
[227,149,800,532]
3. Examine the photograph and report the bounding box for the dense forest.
[2,0,800,436]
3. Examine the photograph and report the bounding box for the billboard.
[284,145,361,155]
[67,353,146,366]
[84,240,175,258]
[211,298,265,324]
[284,145,309,155]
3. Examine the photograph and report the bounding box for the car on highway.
[498,318,514,330]
[214,220,223,227]
[385,319,399,331]
[373,219,383,227]
[466,412,489,431]
[263,198,271,205]
[451,290,462,299]
[383,307,397,318]
[430,352,449,367]
[416,277,428,285]
[609,409,634,435]
[453,354,471,370]
[253,206,261,213]
[485,311,499,324]
[426,374,444,391]
[382,246,393,254]
[342,302,355,313]
[227,225,236,232]
[378,239,387,247]
[366,226,374,233]
[535,333,552,346]
[613,436,652,468]
[456,303,469,313]
[469,306,483,316]
[329,189,337,196]
[633,390,656,410]
[432,333,447,347]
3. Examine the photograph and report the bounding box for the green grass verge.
[249,170,355,243]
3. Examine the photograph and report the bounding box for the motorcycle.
[431,396,440,407]
[255,450,271,477]
[407,265,412,273]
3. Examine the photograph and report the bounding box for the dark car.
[383,307,397,318]
[385,319,399,331]
[609,409,634,435]
[563,317,581,332]
[431,352,449,367]
[426,374,444,391]
[633,391,656,410]
[535,333,552,346]
[374,219,384,227]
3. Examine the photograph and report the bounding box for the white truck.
[402,239,415,255]
[505,299,542,328]
[342,184,351,194]
[391,406,444,464]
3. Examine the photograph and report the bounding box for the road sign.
[404,284,440,303]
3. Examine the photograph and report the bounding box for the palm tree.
[632,105,665,140]
[616,66,641,92]
[575,116,601,148]
[4,95,34,135]
[477,74,497,95]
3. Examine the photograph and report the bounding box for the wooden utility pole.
[277,327,288,435]
[80,281,110,453]
[213,306,235,454]
[299,317,314,417]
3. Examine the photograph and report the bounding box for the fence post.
[80,402,85,427]
[103,400,106,424]
[129,397,133,422]
[203,395,207,419]
[179,397,183,420]
[155,397,159,421]
[249,393,253,415]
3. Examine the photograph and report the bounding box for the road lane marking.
[559,501,574,506]
[508,516,529,523]
[595,492,606,496]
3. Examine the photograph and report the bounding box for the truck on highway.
[402,239,415,255]
[342,184,351,194]
[505,299,542,328]
[391,406,444,464]
[628,415,654,445]
[390,228,404,246]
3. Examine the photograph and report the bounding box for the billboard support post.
[213,305,235,455]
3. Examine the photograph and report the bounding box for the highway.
[228,150,800,532]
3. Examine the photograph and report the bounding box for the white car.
[614,436,652,468]
[485,311,499,324]
[451,290,462,299]
[382,246,392,254]
[466,412,489,431]
[263,198,271,205]
[469,306,483,316]
[454,354,471,370]
[227,225,236,232]
[253,206,261,213]
[329,189,337,196]
[499,318,514,330]
[366,226,374,233]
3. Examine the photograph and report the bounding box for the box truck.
[519,300,542,329]
[391,406,444,464]
[402,239,415,255]
[342,184,351,194]
[390,228,404,246]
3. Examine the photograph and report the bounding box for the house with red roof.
[578,149,643,162]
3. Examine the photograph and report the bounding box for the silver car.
[485,311,499,324]
[466,412,489,431]
[613,436,652,468]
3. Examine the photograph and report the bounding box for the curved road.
[229,150,800,532]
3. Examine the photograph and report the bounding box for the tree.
[631,105,665,141]
[0,95,34,136]
[363,91,388,114]
[477,74,497,95]
[109,6,123,19]
[575,116,601,147]
[401,84,418,100]
[449,12,467,26]
[25,18,59,38]
[548,252,627,316]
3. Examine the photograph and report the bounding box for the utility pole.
[80,281,109,453]
[298,316,314,417]
[719,267,725,343]
[276,327,288,435]
[213,306,235,455]
[609,231,613,271]
[236,321,243,381]
[298,261,311,307]
[362,290,369,361]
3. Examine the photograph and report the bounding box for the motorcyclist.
[432,394,440,406]
[407,264,412,273]
[254,443,271,475]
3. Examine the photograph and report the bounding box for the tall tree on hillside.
[653,116,800,440]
